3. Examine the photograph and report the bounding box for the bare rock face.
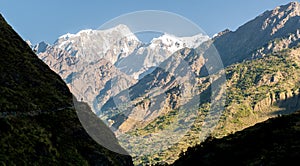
[252,29,300,58]
[262,2,300,35]
[253,89,300,114]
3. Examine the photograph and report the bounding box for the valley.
[1,1,300,166]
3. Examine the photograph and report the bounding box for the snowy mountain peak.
[150,33,209,52]
[59,32,76,40]
[104,24,139,41]
[179,33,210,48]
[47,24,141,64]
[58,29,94,40]
[151,33,180,45]
[57,24,138,42]
[105,24,132,34]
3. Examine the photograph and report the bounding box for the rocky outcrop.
[254,89,300,114]
[252,29,300,59]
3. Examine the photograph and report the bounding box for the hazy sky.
[0,0,294,44]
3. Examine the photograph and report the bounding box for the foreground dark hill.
[0,14,133,165]
[172,110,300,166]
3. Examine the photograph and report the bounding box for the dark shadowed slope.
[0,14,133,166]
[173,110,300,166]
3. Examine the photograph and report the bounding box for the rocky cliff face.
[253,89,300,113]
[252,29,300,58]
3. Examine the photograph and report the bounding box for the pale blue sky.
[0,0,294,44]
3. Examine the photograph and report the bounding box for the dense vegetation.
[0,14,133,165]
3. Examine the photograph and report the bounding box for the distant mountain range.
[22,1,300,165]
[31,25,208,119]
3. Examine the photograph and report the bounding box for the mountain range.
[1,1,300,165]
[32,2,300,164]
[32,25,208,121]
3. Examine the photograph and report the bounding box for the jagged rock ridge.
[213,1,300,66]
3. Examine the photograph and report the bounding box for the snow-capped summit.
[50,24,141,64]
[114,32,208,80]
[103,24,139,41]
[56,24,138,47]
[150,33,209,52]
[179,33,210,48]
